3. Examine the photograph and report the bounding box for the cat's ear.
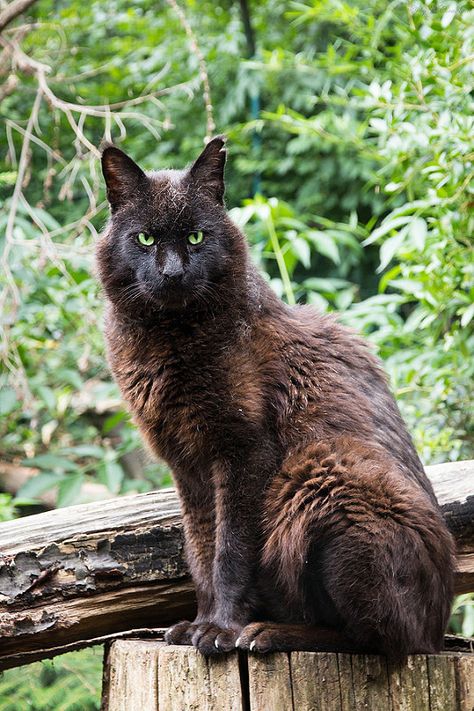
[190,135,227,204]
[101,144,147,212]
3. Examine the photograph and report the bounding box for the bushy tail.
[262,439,455,658]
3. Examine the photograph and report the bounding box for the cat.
[96,136,455,660]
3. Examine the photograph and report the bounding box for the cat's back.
[257,302,430,494]
[259,301,387,394]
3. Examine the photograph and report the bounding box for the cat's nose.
[162,250,184,280]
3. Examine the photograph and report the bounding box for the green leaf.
[303,277,351,292]
[104,460,124,494]
[306,291,329,310]
[289,237,311,268]
[37,386,56,412]
[377,232,406,273]
[409,218,427,251]
[16,472,62,500]
[57,474,84,507]
[62,445,105,458]
[0,387,19,416]
[460,302,474,328]
[441,3,456,28]
[306,231,340,264]
[103,411,128,434]
[363,216,412,246]
[461,603,474,637]
[22,454,78,472]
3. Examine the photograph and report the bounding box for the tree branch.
[0,0,38,33]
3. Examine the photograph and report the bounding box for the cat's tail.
[261,438,455,659]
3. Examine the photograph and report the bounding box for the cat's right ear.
[101,144,146,212]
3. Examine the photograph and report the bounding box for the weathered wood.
[337,654,356,711]
[0,490,196,669]
[387,655,430,711]
[350,654,391,710]
[291,650,342,710]
[0,626,166,672]
[103,641,244,711]
[105,640,161,711]
[158,645,243,711]
[0,460,473,667]
[455,655,474,711]
[103,642,474,711]
[247,652,294,711]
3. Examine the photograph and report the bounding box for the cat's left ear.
[190,135,227,204]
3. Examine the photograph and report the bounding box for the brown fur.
[96,137,455,660]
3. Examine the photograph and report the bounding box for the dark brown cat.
[96,136,455,660]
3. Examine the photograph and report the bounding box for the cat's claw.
[235,636,242,648]
[249,640,256,651]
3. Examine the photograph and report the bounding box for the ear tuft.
[101,144,146,212]
[190,135,227,204]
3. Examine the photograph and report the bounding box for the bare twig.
[165,0,215,141]
[0,4,216,421]
[0,0,38,33]
[0,87,42,402]
[0,73,17,102]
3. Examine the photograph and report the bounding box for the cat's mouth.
[138,279,190,311]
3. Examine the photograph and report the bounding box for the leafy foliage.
[0,4,472,697]
[1,0,472,508]
[0,647,102,710]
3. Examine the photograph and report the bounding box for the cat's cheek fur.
[96,139,455,660]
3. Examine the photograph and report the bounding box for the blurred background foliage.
[0,0,472,706]
[0,648,103,710]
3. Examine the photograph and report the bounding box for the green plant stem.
[266,216,295,305]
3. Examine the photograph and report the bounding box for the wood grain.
[105,640,160,711]
[103,644,474,711]
[248,652,294,711]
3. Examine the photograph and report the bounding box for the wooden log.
[102,641,474,711]
[0,490,196,669]
[387,655,431,711]
[103,640,245,711]
[0,460,473,668]
[455,655,474,711]
[105,640,161,711]
[247,652,294,711]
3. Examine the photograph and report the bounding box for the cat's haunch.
[95,137,454,661]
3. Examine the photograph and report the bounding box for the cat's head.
[96,136,246,316]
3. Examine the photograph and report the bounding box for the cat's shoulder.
[276,303,383,368]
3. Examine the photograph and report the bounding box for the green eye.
[187,231,204,245]
[137,233,155,246]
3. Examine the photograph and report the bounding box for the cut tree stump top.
[103,639,474,711]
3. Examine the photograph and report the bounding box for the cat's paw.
[191,623,240,656]
[235,623,282,653]
[164,620,200,645]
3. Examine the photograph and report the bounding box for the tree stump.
[102,639,474,711]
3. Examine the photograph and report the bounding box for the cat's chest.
[111,334,264,460]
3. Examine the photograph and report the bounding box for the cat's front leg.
[164,469,216,646]
[191,457,267,655]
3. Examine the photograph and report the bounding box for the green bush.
[1,1,471,505]
[0,648,102,711]
[0,2,472,706]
